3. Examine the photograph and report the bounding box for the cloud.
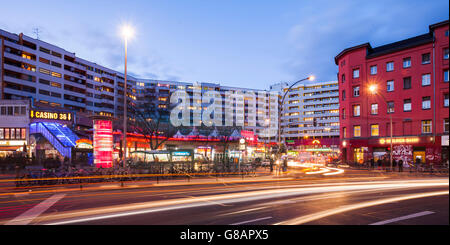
[282,0,448,82]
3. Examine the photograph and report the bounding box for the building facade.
[335,20,449,165]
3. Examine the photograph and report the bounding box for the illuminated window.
[421,120,432,134]
[352,105,360,117]
[371,103,378,115]
[353,125,361,137]
[371,124,379,136]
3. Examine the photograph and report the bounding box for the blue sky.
[0,0,448,89]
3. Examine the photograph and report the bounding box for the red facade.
[335,20,449,165]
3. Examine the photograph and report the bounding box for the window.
[353,125,361,137]
[353,86,360,97]
[341,74,345,83]
[370,65,377,75]
[444,118,449,133]
[403,99,411,112]
[387,80,394,92]
[403,77,411,89]
[422,74,431,86]
[387,101,394,113]
[371,124,379,136]
[422,97,431,110]
[353,69,359,78]
[386,61,394,72]
[422,53,431,64]
[421,120,432,134]
[444,93,449,108]
[342,90,346,100]
[370,103,378,115]
[352,105,360,117]
[444,48,449,60]
[444,70,449,82]
[403,57,411,68]
[343,127,347,138]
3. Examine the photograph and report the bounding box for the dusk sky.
[0,0,448,89]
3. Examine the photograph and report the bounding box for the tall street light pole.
[278,76,315,159]
[121,24,134,168]
[369,84,393,172]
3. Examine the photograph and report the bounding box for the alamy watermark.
[169,83,279,137]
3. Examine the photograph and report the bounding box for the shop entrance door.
[413,151,426,164]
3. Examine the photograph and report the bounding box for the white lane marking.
[220,207,268,216]
[230,216,272,225]
[370,211,435,225]
[5,194,66,225]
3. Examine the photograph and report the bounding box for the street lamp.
[369,84,393,171]
[120,24,134,168]
[278,76,315,157]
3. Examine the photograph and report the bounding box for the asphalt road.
[0,169,447,226]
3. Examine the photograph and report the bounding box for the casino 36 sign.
[30,110,72,121]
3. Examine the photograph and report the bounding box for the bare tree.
[128,101,176,151]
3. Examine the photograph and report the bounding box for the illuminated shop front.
[342,136,442,165]
[0,100,30,157]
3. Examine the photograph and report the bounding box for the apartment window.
[342,90,346,100]
[421,120,432,134]
[371,124,379,136]
[353,86,360,97]
[353,125,361,137]
[39,47,51,54]
[371,103,378,115]
[370,65,377,75]
[444,69,449,82]
[39,57,50,64]
[387,101,394,113]
[342,108,346,119]
[403,99,412,112]
[422,97,431,110]
[444,48,449,60]
[422,53,431,64]
[352,105,360,117]
[444,93,449,108]
[386,61,394,72]
[353,69,359,79]
[403,57,411,68]
[386,80,394,92]
[422,74,431,86]
[403,77,411,89]
[444,118,449,133]
[343,127,347,138]
[341,74,345,83]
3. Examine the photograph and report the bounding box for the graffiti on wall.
[392,145,413,165]
[425,147,441,164]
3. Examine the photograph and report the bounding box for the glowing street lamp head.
[369,84,377,94]
[308,75,315,81]
[120,24,134,40]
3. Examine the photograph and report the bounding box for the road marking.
[230,216,272,225]
[5,194,66,225]
[220,207,267,216]
[370,211,435,225]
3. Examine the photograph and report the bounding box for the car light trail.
[274,190,449,225]
[323,167,345,176]
[32,179,448,225]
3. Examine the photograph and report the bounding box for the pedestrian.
[370,158,375,170]
[398,160,403,172]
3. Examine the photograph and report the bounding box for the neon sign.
[93,120,113,168]
[30,110,72,121]
[379,137,420,144]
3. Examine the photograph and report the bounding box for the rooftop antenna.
[32,27,41,40]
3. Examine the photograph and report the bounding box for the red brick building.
[335,20,449,166]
